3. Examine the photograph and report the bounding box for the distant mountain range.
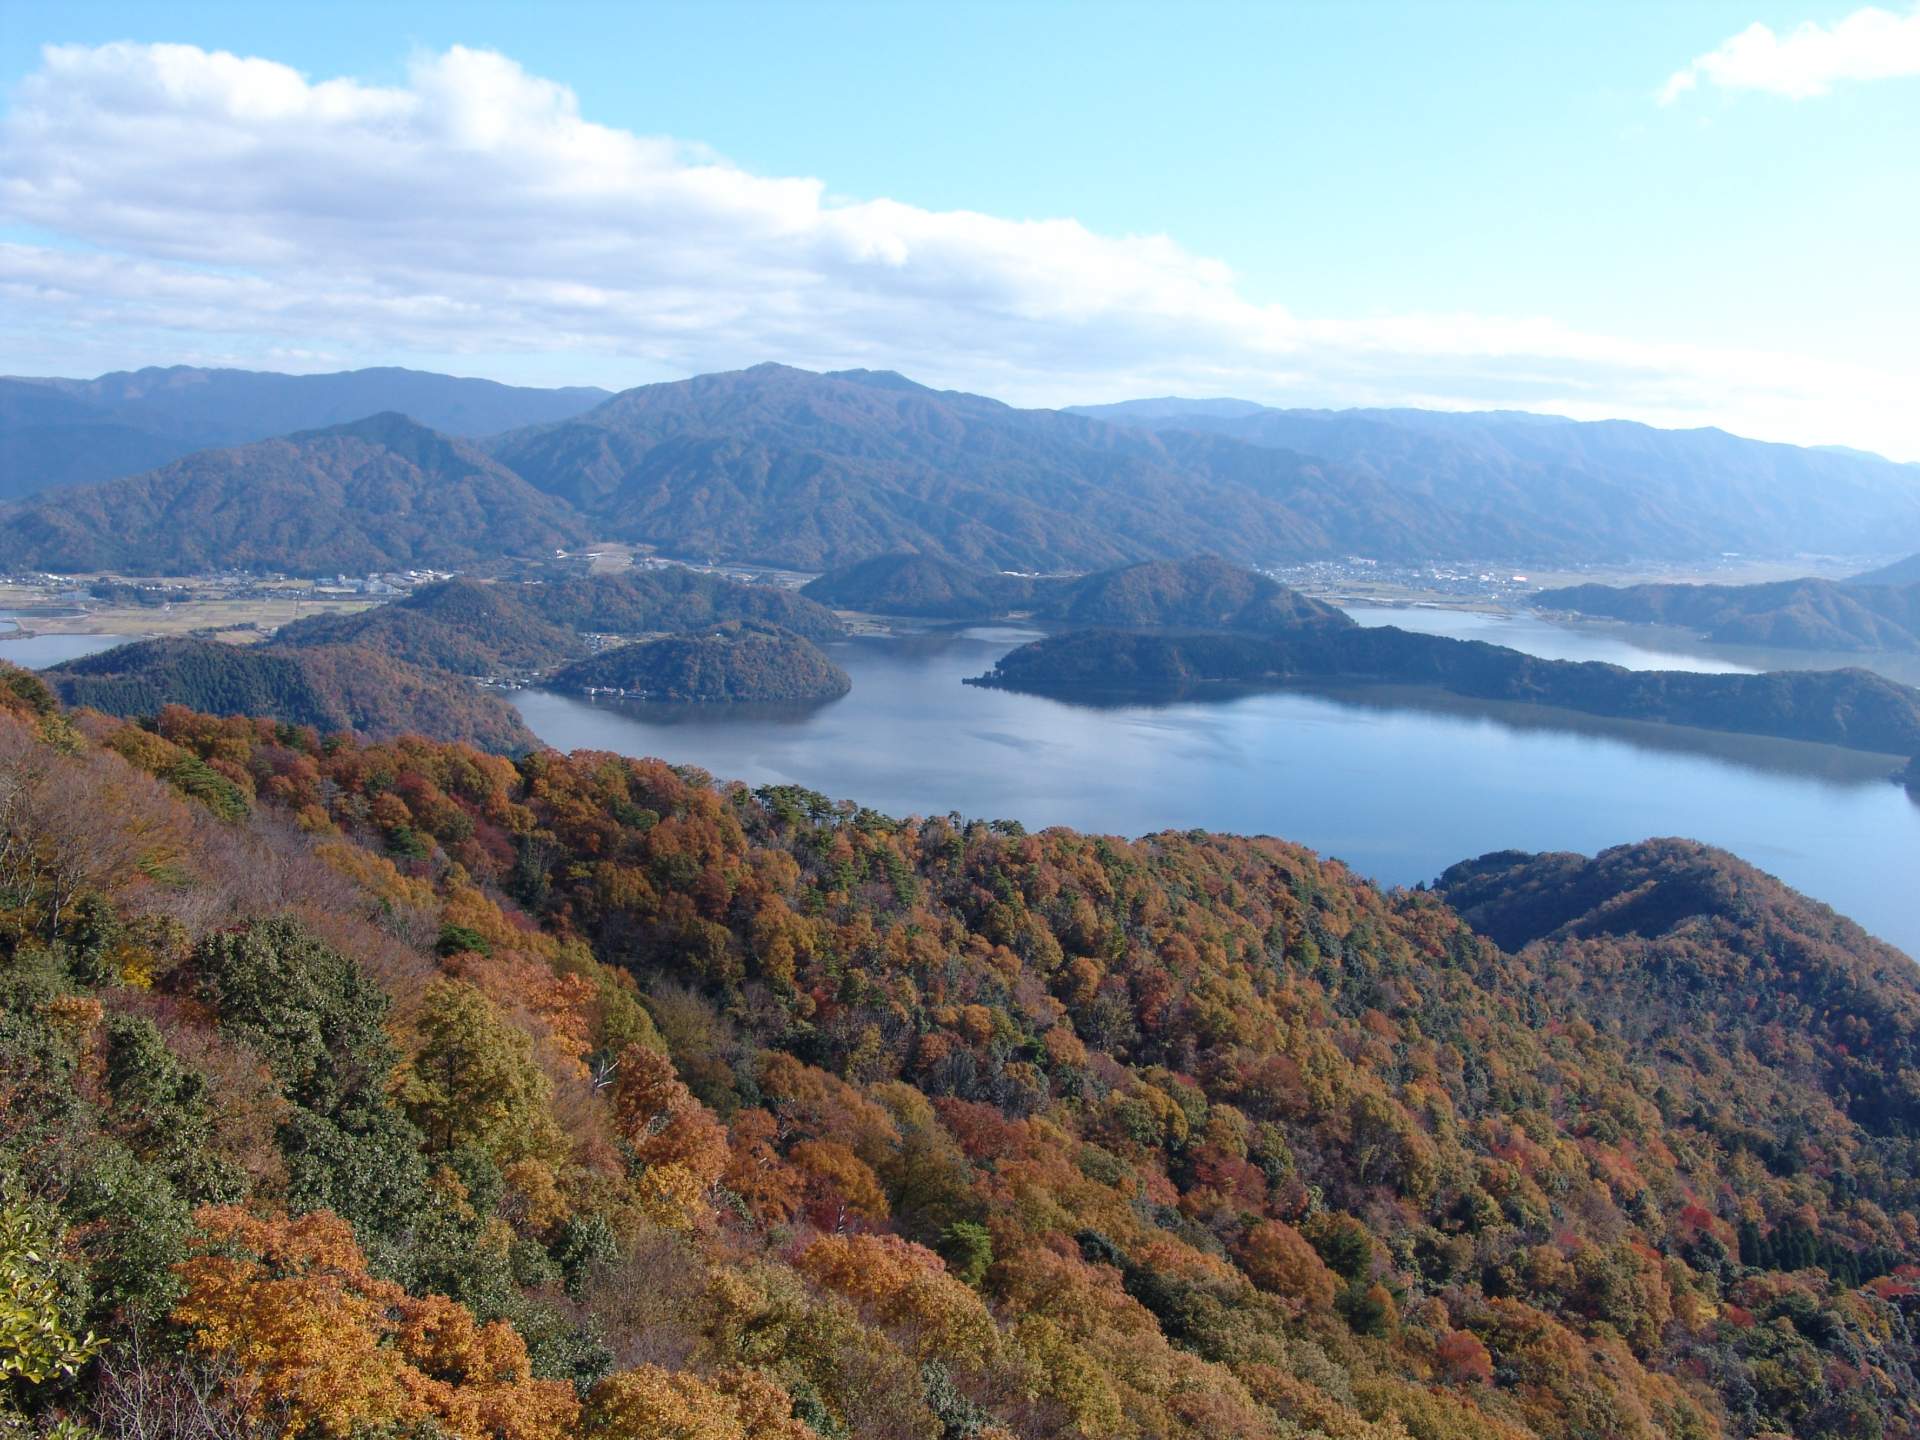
[489,363,1447,570]
[1851,552,1920,587]
[0,365,608,497]
[2,361,1918,575]
[0,413,590,573]
[1072,396,1920,562]
[1537,575,1920,653]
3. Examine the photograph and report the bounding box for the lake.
[514,617,1920,959]
[0,621,131,669]
[1343,603,1920,688]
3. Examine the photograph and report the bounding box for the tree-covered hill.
[547,620,851,703]
[1034,555,1352,632]
[973,624,1920,754]
[1536,577,1920,653]
[517,567,844,642]
[271,577,585,675]
[0,670,1916,1439]
[803,553,1352,631]
[271,572,845,676]
[801,552,1042,618]
[44,637,535,751]
[0,413,590,575]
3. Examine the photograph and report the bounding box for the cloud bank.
[1662,3,1920,102]
[3,41,1917,459]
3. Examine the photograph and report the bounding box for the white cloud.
[2,41,1918,459]
[1661,4,1920,102]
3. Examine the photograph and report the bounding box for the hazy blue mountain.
[1070,398,1920,561]
[489,363,1541,570]
[0,365,610,499]
[0,412,589,575]
[1851,552,1920,587]
[1538,576,1920,652]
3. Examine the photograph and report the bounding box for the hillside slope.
[0,413,590,575]
[1,676,1916,1440]
[0,365,609,498]
[1074,399,1920,561]
[45,637,534,751]
[1853,552,1920,587]
[800,552,1041,617]
[1537,577,1920,652]
[547,620,852,702]
[272,572,845,674]
[492,365,1524,570]
[804,553,1354,630]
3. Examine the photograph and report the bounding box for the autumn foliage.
[1,678,1918,1440]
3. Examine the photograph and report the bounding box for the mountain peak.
[824,367,933,393]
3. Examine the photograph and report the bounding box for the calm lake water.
[1345,604,1920,688]
[514,618,1920,959]
[0,621,131,668]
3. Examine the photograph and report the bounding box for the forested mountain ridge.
[1436,837,1920,1186]
[43,637,535,752]
[804,553,1353,631]
[6,362,1919,575]
[0,413,591,575]
[0,365,609,498]
[1536,576,1920,653]
[1073,397,1920,561]
[1853,553,1920,588]
[973,624,1920,754]
[1,671,1917,1440]
[271,571,844,671]
[801,552,1044,617]
[491,363,1420,571]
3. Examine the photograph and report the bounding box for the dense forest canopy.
[0,664,1916,1440]
[547,621,853,703]
[803,555,1354,633]
[271,572,843,676]
[44,638,535,752]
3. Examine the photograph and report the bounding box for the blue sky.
[2,0,1917,455]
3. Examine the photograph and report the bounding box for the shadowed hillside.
[45,637,535,751]
[1537,577,1920,653]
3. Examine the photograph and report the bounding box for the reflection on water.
[1343,605,1758,673]
[516,628,1920,958]
[1344,604,1920,687]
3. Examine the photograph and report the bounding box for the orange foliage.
[172,1207,577,1440]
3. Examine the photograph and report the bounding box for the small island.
[547,620,851,703]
